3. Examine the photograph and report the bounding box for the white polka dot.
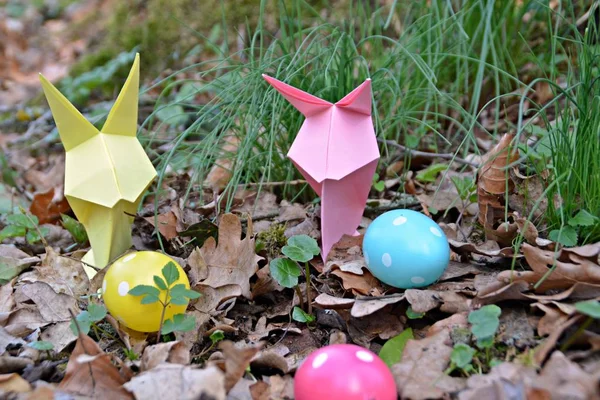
[355,350,374,362]
[312,353,328,368]
[393,216,407,226]
[122,253,137,263]
[382,253,392,267]
[364,251,370,265]
[430,226,442,237]
[411,276,425,284]
[102,279,107,294]
[118,281,130,296]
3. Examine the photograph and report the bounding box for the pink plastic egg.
[294,344,397,400]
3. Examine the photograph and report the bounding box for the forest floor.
[1,1,600,399]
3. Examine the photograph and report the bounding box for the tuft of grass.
[517,7,600,245]
[144,0,560,211]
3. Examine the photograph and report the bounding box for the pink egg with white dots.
[294,344,397,400]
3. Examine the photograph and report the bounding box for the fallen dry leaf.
[313,293,355,310]
[457,360,540,400]
[0,278,15,314]
[188,214,262,303]
[498,243,600,292]
[0,327,25,354]
[392,330,466,399]
[534,315,583,365]
[40,321,77,353]
[29,187,71,225]
[19,247,89,298]
[348,304,404,347]
[58,334,133,399]
[350,296,404,318]
[535,350,600,399]
[2,307,48,337]
[0,245,40,286]
[124,363,226,400]
[216,340,260,392]
[331,268,384,296]
[0,356,34,374]
[0,372,32,393]
[204,135,240,192]
[427,312,469,337]
[18,282,77,323]
[477,133,520,245]
[458,351,600,400]
[143,211,179,240]
[141,341,190,371]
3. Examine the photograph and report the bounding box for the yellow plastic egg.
[102,251,191,332]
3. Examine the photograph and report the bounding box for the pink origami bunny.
[263,75,380,261]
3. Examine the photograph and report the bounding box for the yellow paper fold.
[40,54,157,277]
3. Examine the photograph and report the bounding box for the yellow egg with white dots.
[102,251,192,332]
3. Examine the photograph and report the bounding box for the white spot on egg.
[102,279,107,294]
[411,276,425,284]
[118,281,130,296]
[312,353,328,369]
[382,253,392,267]
[355,350,374,362]
[122,253,137,263]
[393,216,407,226]
[364,251,370,265]
[430,226,443,237]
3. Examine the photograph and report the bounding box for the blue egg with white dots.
[362,209,450,289]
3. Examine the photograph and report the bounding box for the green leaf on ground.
[292,307,315,323]
[575,300,600,319]
[568,210,598,227]
[379,328,414,367]
[416,163,448,183]
[450,343,475,369]
[282,245,313,262]
[549,226,578,247]
[61,214,88,244]
[468,304,501,341]
[162,313,196,334]
[28,341,54,351]
[269,258,302,288]
[287,235,320,256]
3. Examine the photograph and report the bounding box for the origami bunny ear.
[39,74,100,152]
[102,53,140,137]
[336,79,372,116]
[263,74,331,117]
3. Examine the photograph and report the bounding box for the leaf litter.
[1,15,600,399]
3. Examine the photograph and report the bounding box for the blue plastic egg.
[362,209,450,289]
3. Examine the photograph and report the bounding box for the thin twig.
[304,262,312,315]
[380,139,480,167]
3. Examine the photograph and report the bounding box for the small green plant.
[61,214,88,244]
[124,348,139,361]
[548,210,599,247]
[127,262,200,342]
[451,176,477,206]
[372,173,385,192]
[269,235,320,322]
[0,209,49,244]
[447,305,502,376]
[70,303,108,336]
[406,306,425,320]
[28,340,54,360]
[561,300,600,351]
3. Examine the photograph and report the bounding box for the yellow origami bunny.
[39,54,157,278]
